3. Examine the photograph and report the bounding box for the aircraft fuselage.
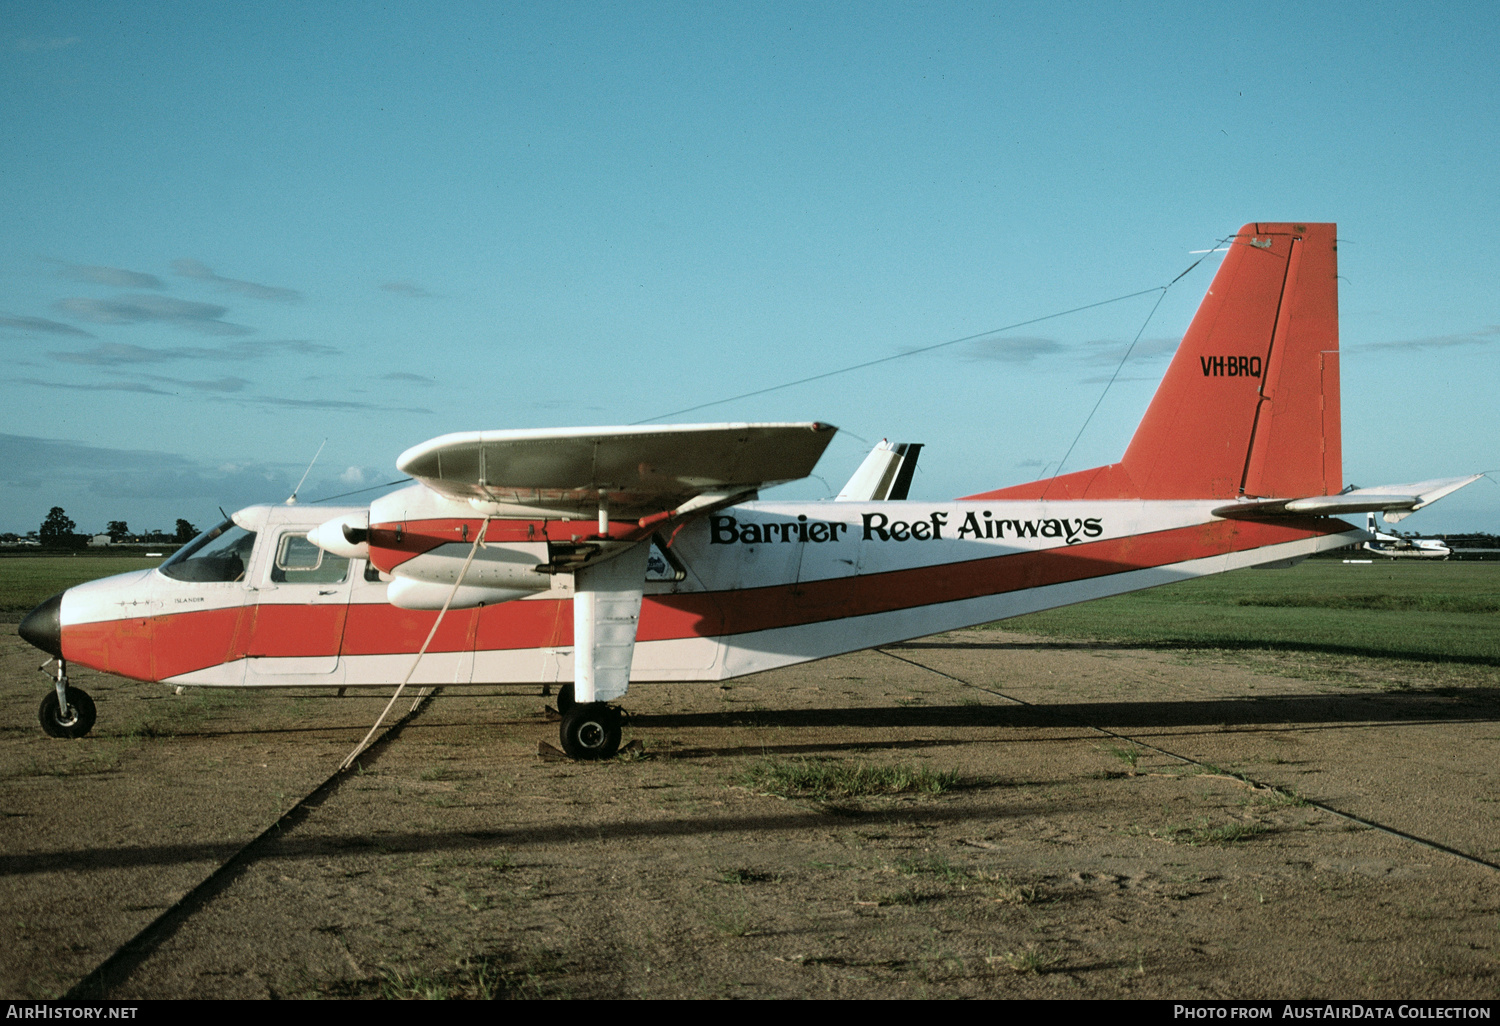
[40,498,1358,690]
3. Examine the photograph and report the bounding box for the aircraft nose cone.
[18,591,64,659]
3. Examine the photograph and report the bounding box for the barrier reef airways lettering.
[952,512,1102,544]
[709,512,1105,546]
[711,515,851,545]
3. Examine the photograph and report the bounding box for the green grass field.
[0,554,164,617]
[1006,561,1500,662]
[1003,560,1500,689]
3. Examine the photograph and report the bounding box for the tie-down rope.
[338,515,492,771]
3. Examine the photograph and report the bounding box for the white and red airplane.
[1360,512,1452,558]
[18,223,1481,759]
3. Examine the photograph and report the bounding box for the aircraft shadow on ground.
[622,691,1500,732]
[0,796,1078,877]
[10,695,1499,876]
[50,688,1500,741]
[892,638,1500,668]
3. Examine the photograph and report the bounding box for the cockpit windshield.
[159,520,258,583]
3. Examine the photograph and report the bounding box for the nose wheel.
[39,687,96,739]
[559,703,621,760]
[37,659,96,739]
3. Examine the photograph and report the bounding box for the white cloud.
[962,336,1067,363]
[380,281,431,297]
[1080,336,1181,365]
[384,371,436,385]
[1358,326,1500,352]
[132,373,253,393]
[56,263,164,289]
[49,340,340,366]
[53,295,252,336]
[15,377,172,395]
[0,315,95,338]
[173,259,302,302]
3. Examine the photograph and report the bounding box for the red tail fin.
[970,222,1342,501]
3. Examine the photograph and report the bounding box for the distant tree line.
[1439,533,1500,547]
[0,508,199,549]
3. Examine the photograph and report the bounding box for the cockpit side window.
[270,533,350,584]
[159,520,258,583]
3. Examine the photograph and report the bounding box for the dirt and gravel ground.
[3,620,1498,1000]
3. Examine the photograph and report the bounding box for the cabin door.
[244,528,354,681]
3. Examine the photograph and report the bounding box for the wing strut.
[338,516,492,771]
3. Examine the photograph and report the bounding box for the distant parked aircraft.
[1361,512,1451,559]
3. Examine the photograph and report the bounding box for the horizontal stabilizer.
[1213,474,1483,521]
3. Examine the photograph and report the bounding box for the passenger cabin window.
[271,533,350,584]
[160,521,257,583]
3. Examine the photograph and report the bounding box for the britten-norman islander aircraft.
[18,223,1481,759]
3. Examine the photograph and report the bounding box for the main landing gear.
[559,702,622,760]
[38,660,96,739]
[547,684,622,760]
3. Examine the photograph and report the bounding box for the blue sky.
[2,2,1497,536]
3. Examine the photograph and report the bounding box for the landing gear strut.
[38,660,96,739]
[559,702,621,760]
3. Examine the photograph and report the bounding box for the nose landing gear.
[38,660,96,739]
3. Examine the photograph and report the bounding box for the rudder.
[969,222,1341,502]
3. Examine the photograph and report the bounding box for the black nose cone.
[19,591,64,659]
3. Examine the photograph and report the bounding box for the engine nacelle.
[307,511,370,559]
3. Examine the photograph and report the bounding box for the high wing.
[365,422,839,715]
[319,421,839,602]
[1212,475,1483,523]
[396,422,837,521]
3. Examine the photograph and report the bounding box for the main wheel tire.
[559,703,621,761]
[555,683,575,713]
[39,688,96,739]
